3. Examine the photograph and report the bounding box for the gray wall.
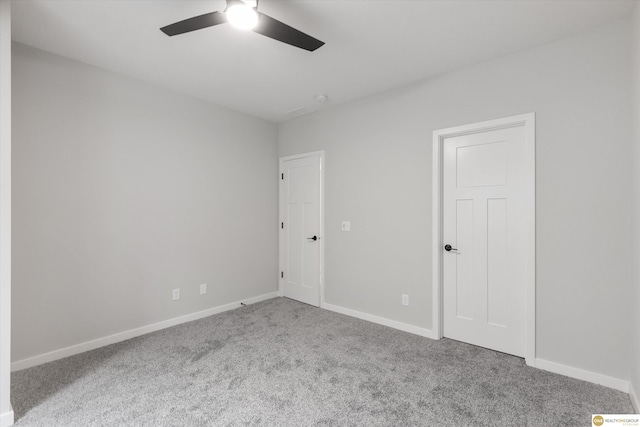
[632,0,640,405]
[12,43,279,362]
[0,0,11,422]
[279,20,633,381]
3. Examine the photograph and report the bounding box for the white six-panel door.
[442,125,527,357]
[280,153,323,307]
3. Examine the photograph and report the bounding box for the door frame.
[431,113,536,366]
[278,150,325,307]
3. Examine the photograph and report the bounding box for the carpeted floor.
[11,297,635,426]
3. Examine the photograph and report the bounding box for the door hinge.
[281,173,284,180]
[281,222,284,229]
[281,272,284,278]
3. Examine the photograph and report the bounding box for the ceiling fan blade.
[253,12,324,52]
[161,12,227,37]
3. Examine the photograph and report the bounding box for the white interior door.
[442,125,527,357]
[280,153,322,307]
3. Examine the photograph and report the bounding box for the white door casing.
[432,114,535,365]
[279,151,324,307]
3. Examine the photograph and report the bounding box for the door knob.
[444,244,457,252]
[307,236,318,241]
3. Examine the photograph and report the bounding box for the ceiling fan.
[160,0,325,52]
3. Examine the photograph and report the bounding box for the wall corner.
[0,0,12,424]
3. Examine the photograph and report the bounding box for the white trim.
[535,358,630,393]
[431,120,443,341]
[432,113,536,366]
[11,292,278,372]
[630,381,640,412]
[323,303,438,340]
[279,151,325,308]
[0,409,13,427]
[319,153,325,308]
[523,114,536,366]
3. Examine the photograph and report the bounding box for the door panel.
[487,198,508,327]
[443,126,526,357]
[286,203,302,285]
[455,199,474,321]
[280,154,322,307]
[456,141,507,187]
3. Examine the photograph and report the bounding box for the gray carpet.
[11,297,634,426]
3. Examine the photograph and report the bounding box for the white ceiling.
[11,0,636,123]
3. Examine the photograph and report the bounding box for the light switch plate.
[402,294,409,306]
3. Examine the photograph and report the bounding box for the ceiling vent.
[284,106,314,118]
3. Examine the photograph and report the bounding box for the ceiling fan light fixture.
[161,0,324,51]
[226,4,258,30]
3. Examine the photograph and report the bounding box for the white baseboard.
[12,293,636,404]
[11,292,279,372]
[320,301,636,400]
[322,302,438,340]
[319,303,635,399]
[630,381,639,412]
[0,407,13,427]
[534,358,630,393]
